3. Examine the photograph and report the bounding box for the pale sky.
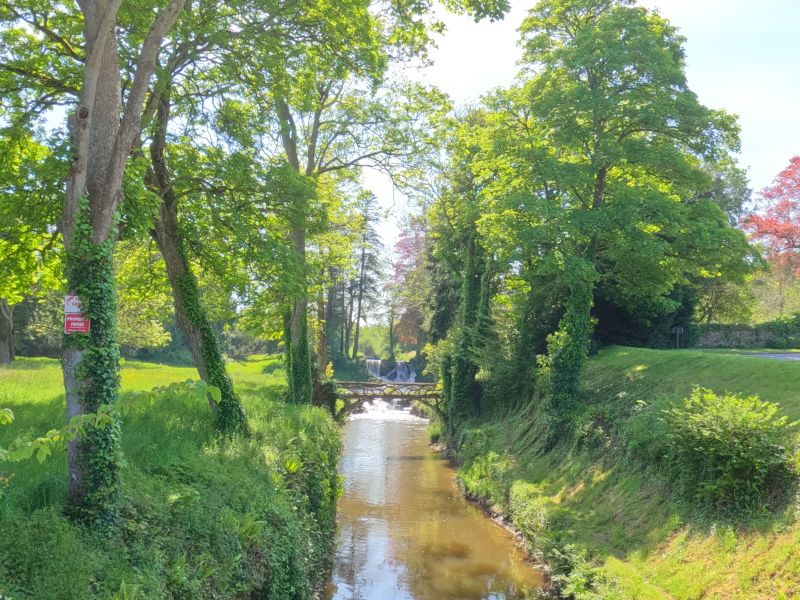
[370,0,800,248]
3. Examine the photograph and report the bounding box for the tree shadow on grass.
[1,358,60,370]
[262,362,284,375]
[236,381,286,403]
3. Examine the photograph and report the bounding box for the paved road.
[745,353,800,362]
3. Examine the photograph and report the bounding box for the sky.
[368,0,800,249]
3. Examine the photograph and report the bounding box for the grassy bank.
[456,346,800,599]
[0,355,340,599]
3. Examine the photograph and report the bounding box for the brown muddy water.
[324,402,543,600]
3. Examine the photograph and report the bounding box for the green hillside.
[457,347,800,599]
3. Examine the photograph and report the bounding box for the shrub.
[508,482,549,550]
[459,450,514,509]
[624,399,671,467]
[663,388,797,511]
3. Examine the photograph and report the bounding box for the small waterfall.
[392,361,417,383]
[366,358,382,380]
[365,358,416,382]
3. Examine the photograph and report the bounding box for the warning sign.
[64,295,83,314]
[64,314,91,334]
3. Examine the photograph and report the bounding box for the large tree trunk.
[62,0,186,524]
[286,221,313,403]
[62,4,124,523]
[0,299,14,365]
[148,78,246,432]
[275,96,313,403]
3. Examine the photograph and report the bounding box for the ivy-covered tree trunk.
[546,260,598,425]
[63,220,123,524]
[147,80,246,433]
[286,222,313,404]
[448,233,484,424]
[0,299,13,365]
[61,5,125,524]
[61,0,185,523]
[152,202,247,431]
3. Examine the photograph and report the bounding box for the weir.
[365,358,417,383]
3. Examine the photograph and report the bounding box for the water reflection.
[325,402,543,600]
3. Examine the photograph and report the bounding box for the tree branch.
[100,0,188,232]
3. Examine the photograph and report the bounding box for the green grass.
[585,346,800,420]
[0,355,339,599]
[457,346,800,600]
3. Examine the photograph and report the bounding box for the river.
[324,401,543,600]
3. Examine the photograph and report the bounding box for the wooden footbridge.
[334,381,443,420]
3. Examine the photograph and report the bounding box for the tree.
[59,0,186,524]
[391,215,430,356]
[742,157,800,273]
[493,0,747,416]
[420,0,753,441]
[350,194,384,359]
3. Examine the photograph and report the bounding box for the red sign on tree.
[64,314,91,334]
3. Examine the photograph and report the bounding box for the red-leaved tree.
[742,156,800,318]
[743,156,800,272]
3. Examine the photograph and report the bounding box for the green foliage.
[131,380,222,408]
[114,243,172,352]
[0,130,64,305]
[663,388,797,512]
[0,405,114,502]
[0,356,340,599]
[460,450,514,508]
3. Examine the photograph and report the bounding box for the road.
[745,353,800,362]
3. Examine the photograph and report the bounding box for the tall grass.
[0,355,339,599]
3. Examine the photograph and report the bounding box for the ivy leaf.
[208,385,222,404]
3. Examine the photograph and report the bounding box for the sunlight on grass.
[0,354,340,598]
[457,346,800,599]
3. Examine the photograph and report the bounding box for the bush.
[663,388,797,511]
[624,398,671,467]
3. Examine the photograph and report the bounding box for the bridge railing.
[333,381,443,420]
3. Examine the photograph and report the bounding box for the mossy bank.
[0,355,339,599]
[454,347,800,599]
